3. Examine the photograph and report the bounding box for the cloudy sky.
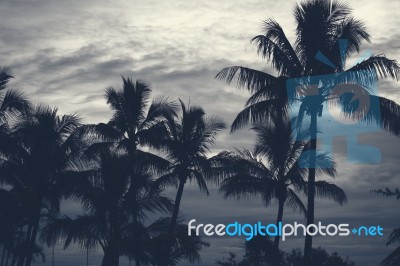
[1,0,400,265]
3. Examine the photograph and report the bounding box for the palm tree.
[42,149,173,266]
[156,100,226,234]
[0,106,87,266]
[215,117,346,264]
[216,0,400,261]
[91,77,176,166]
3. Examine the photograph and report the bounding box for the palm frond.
[286,188,307,216]
[304,180,347,205]
[215,66,277,93]
[343,55,400,85]
[231,99,288,132]
[0,67,13,90]
[252,19,302,76]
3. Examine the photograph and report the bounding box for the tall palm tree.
[42,149,173,266]
[215,117,346,264]
[216,0,400,261]
[0,106,87,266]
[156,100,226,234]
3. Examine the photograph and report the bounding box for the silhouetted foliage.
[212,116,345,265]
[155,99,226,234]
[216,246,355,266]
[216,0,400,261]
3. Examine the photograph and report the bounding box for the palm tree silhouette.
[42,149,173,266]
[156,99,226,234]
[216,0,400,261]
[0,106,86,266]
[91,77,176,162]
[215,117,346,264]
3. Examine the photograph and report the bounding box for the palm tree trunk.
[86,246,89,266]
[303,111,317,265]
[170,178,186,234]
[101,247,119,266]
[272,199,284,266]
[101,252,111,266]
[274,200,284,249]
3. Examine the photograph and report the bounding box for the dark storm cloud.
[0,0,400,265]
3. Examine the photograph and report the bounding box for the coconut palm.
[0,106,87,266]
[42,149,173,266]
[156,100,226,234]
[216,0,400,261]
[87,77,177,220]
[215,117,346,264]
[90,77,176,166]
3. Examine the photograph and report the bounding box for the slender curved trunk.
[101,251,112,266]
[303,111,317,265]
[86,246,89,266]
[170,177,186,234]
[274,199,284,249]
[272,199,284,266]
[165,177,187,266]
[101,250,118,266]
[101,245,119,266]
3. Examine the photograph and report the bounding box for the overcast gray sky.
[1,0,400,265]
